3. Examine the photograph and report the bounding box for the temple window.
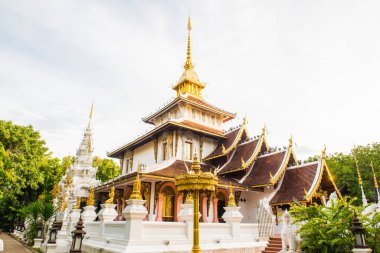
[125,158,131,173]
[162,186,175,222]
[192,108,196,118]
[202,112,205,122]
[163,142,168,160]
[185,141,193,160]
[211,115,215,125]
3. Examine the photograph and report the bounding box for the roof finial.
[262,124,267,136]
[184,16,194,70]
[321,145,327,159]
[289,134,293,147]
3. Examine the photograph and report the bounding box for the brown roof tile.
[147,160,245,188]
[219,139,259,174]
[270,162,319,205]
[244,151,286,186]
[204,127,242,159]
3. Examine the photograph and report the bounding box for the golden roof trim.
[240,132,267,170]
[269,138,296,185]
[108,120,225,157]
[305,152,342,202]
[142,96,236,124]
[204,118,247,161]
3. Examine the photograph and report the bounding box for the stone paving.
[0,233,33,253]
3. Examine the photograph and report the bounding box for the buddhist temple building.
[94,17,341,225]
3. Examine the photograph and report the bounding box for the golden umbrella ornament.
[175,153,218,253]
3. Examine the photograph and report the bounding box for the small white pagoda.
[59,104,100,205]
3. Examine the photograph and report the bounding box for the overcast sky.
[1,0,379,160]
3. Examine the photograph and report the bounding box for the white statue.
[326,191,338,207]
[280,210,290,253]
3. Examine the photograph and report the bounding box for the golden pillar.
[193,190,200,252]
[175,153,218,253]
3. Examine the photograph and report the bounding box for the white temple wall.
[121,129,218,174]
[202,136,218,159]
[239,187,274,223]
[82,221,264,253]
[179,131,218,161]
[132,141,155,171]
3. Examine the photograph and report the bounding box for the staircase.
[262,237,282,253]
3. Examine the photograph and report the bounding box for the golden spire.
[173,17,205,97]
[227,182,236,207]
[184,16,194,70]
[86,101,94,152]
[191,152,201,174]
[129,164,142,200]
[89,101,94,120]
[353,154,363,186]
[87,187,95,206]
[371,161,379,190]
[289,134,293,147]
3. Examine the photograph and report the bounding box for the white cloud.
[0,0,379,160]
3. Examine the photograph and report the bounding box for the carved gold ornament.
[105,186,115,204]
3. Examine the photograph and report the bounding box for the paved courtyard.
[0,233,33,253]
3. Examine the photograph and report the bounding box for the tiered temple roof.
[101,17,341,208]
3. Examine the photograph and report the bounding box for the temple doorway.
[162,186,175,221]
[217,192,226,223]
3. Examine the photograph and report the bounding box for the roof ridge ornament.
[262,124,267,136]
[321,145,327,159]
[289,134,293,147]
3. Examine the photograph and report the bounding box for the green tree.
[93,156,120,182]
[0,121,64,228]
[290,197,380,253]
[290,197,357,253]
[325,143,380,204]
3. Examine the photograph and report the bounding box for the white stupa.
[60,103,100,203]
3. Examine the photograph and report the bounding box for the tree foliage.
[290,197,356,253]
[325,143,380,204]
[20,194,57,244]
[290,197,380,253]
[0,121,67,228]
[93,156,120,182]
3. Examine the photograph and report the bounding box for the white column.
[149,182,156,221]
